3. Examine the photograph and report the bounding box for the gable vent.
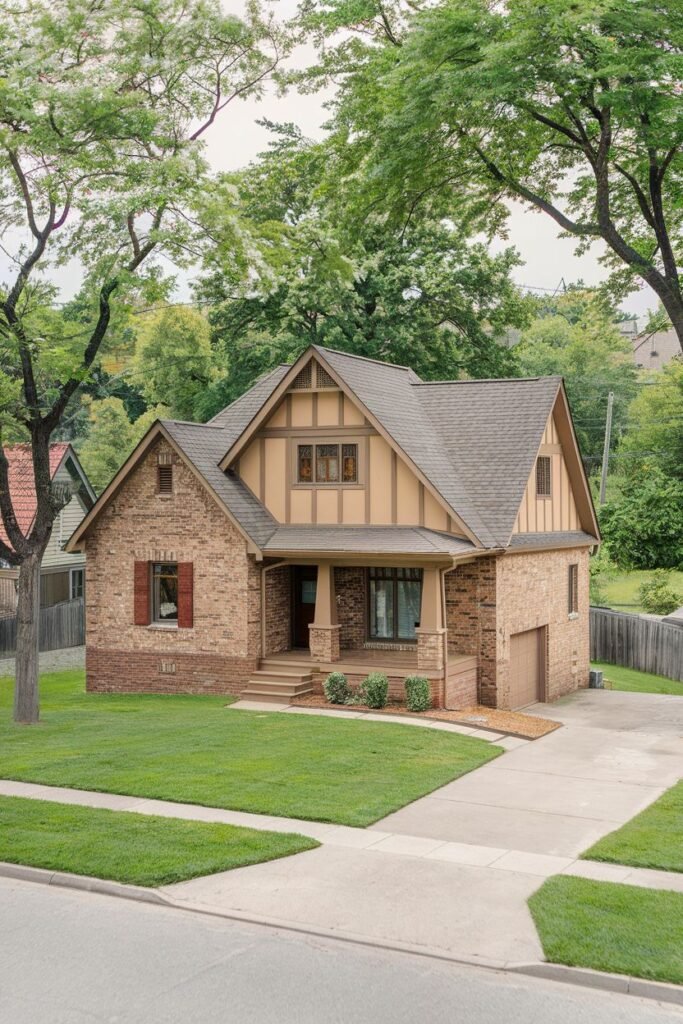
[158,464,173,494]
[291,362,313,390]
[315,363,337,388]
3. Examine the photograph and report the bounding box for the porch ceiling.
[262,526,478,561]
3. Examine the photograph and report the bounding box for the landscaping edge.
[3,861,682,1007]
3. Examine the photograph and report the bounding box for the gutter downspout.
[440,565,449,704]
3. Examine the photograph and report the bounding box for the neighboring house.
[0,444,96,613]
[67,346,599,711]
[630,327,680,371]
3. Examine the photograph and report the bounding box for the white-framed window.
[70,568,85,600]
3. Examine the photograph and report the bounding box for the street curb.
[0,861,170,905]
[3,861,683,1007]
[510,962,683,1006]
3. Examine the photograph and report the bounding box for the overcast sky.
[1,0,654,319]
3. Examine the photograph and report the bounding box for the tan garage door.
[509,628,544,709]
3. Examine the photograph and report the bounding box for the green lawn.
[592,662,683,696]
[583,781,683,873]
[602,569,683,613]
[0,671,500,827]
[0,795,317,886]
[529,876,683,985]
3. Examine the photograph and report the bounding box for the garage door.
[509,628,544,709]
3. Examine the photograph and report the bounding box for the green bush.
[638,571,682,615]
[323,671,350,705]
[404,676,431,712]
[359,672,389,709]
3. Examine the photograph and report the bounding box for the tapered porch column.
[309,562,341,662]
[415,567,446,673]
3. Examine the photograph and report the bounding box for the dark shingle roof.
[316,347,498,547]
[161,420,277,548]
[416,376,562,547]
[208,364,289,439]
[263,526,476,556]
[158,346,574,553]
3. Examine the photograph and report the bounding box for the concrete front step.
[251,669,314,684]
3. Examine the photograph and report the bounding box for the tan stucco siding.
[236,384,465,534]
[512,412,579,533]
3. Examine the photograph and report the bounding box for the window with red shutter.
[177,562,194,628]
[133,561,150,625]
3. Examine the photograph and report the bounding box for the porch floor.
[262,647,443,678]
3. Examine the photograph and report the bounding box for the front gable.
[512,392,599,540]
[232,354,462,535]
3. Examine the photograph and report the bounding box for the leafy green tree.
[618,360,683,481]
[300,0,683,350]
[515,290,638,462]
[78,399,163,496]
[0,0,287,722]
[600,468,683,570]
[197,132,530,412]
[133,307,218,422]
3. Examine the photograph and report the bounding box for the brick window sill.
[147,623,178,631]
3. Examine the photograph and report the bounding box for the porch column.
[415,567,446,673]
[309,562,341,662]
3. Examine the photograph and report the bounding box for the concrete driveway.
[375,690,683,857]
[166,690,683,965]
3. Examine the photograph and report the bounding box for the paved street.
[0,878,680,1024]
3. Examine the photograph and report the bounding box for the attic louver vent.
[291,363,313,390]
[315,364,337,388]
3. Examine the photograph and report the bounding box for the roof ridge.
[313,344,416,374]
[161,418,226,430]
[414,376,563,386]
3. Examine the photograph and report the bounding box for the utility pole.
[599,391,614,506]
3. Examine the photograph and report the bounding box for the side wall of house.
[445,547,590,709]
[84,437,261,695]
[495,547,590,708]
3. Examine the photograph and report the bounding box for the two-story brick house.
[67,345,599,710]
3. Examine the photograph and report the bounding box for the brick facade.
[445,548,590,709]
[335,567,366,648]
[495,547,590,707]
[263,564,291,655]
[84,437,261,695]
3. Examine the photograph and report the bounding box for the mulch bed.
[287,693,560,740]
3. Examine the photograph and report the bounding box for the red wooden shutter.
[178,562,194,628]
[133,561,150,625]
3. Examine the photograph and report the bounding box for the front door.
[292,566,317,648]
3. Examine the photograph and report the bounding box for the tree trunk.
[13,549,42,724]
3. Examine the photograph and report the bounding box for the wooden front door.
[292,566,318,648]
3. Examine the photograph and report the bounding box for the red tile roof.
[0,443,70,549]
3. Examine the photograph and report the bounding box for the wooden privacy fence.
[0,597,84,657]
[590,607,683,683]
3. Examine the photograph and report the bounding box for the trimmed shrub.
[323,671,350,705]
[404,676,431,712]
[638,570,682,615]
[359,672,389,709]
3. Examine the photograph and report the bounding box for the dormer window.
[297,443,358,484]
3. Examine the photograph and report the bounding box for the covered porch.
[256,553,479,708]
